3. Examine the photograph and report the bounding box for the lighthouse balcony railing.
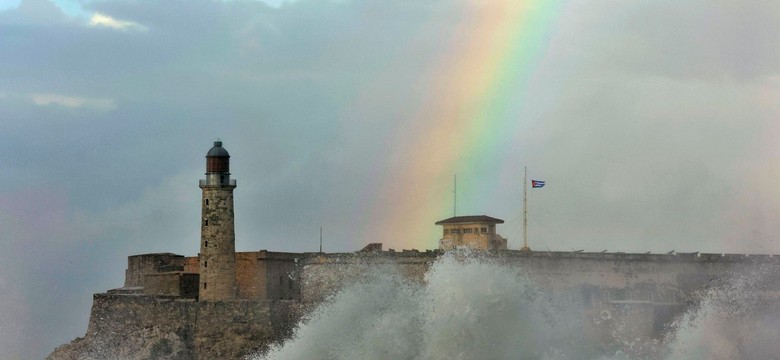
[199,179,237,186]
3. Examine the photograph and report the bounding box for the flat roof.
[435,215,505,225]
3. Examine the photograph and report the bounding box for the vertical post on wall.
[319,226,323,253]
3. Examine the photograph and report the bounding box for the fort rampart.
[300,250,780,341]
[301,250,780,300]
[49,249,780,359]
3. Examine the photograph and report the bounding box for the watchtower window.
[204,261,208,268]
[204,282,207,289]
[220,175,225,183]
[204,219,208,226]
[444,229,449,235]
[205,199,209,205]
[481,227,487,233]
[204,240,208,247]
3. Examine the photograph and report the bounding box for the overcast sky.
[2,0,780,357]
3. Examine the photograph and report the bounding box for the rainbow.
[361,0,569,250]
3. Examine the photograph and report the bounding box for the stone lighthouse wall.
[199,186,237,300]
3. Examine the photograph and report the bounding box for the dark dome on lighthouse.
[206,140,230,173]
[207,140,230,157]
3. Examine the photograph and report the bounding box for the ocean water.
[258,252,780,360]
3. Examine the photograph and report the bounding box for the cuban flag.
[531,180,545,188]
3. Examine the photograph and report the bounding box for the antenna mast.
[319,226,323,253]
[453,174,457,217]
[521,167,530,252]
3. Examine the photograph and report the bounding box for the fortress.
[48,141,780,359]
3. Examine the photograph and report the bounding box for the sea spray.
[260,251,598,360]
[418,252,596,360]
[662,266,780,360]
[258,252,780,360]
[261,264,424,360]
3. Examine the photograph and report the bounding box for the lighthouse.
[199,140,237,301]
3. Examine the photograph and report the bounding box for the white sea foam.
[661,268,780,360]
[258,252,780,360]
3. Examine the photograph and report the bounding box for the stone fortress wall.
[116,245,780,346]
[299,247,780,343]
[123,251,303,302]
[124,253,187,288]
[123,247,780,315]
[50,248,780,359]
[53,293,298,359]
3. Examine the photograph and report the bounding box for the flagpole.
[521,166,530,252]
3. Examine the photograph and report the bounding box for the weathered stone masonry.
[199,141,238,301]
[47,293,299,360]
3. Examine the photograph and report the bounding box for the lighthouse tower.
[199,140,237,301]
